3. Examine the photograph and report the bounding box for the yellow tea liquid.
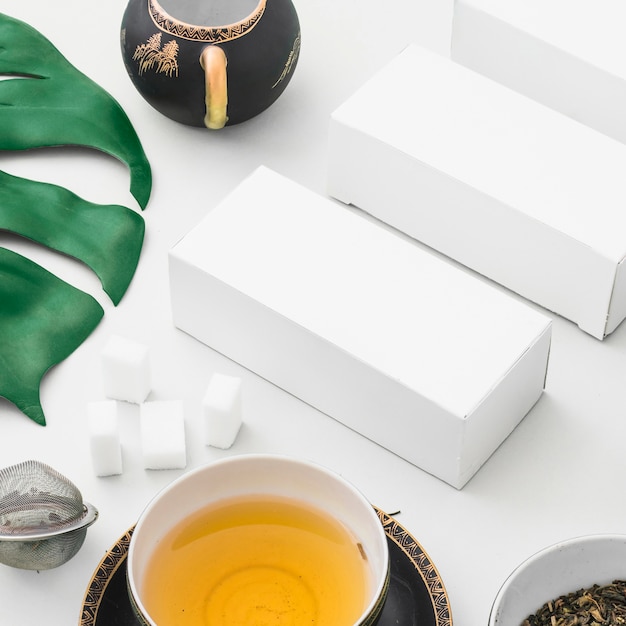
[142,494,370,626]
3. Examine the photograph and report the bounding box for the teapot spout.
[199,46,228,129]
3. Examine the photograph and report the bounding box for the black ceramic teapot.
[120,0,300,129]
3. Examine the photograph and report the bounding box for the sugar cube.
[87,400,123,476]
[202,373,242,449]
[140,401,186,470]
[101,334,151,403]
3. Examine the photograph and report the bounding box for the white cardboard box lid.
[455,0,626,82]
[171,166,551,419]
[330,44,626,264]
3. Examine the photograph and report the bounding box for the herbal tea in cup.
[127,455,389,626]
[143,494,370,624]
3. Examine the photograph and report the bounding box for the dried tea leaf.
[523,581,626,626]
[0,169,145,305]
[0,12,152,209]
[0,247,104,426]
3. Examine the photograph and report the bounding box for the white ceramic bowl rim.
[489,533,626,626]
[128,453,389,626]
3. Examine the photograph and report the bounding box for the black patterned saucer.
[79,509,452,626]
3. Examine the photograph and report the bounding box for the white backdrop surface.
[1,1,626,625]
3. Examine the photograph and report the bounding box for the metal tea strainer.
[0,460,98,570]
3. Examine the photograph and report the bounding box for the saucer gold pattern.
[80,509,452,626]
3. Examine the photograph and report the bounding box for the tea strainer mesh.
[0,460,98,570]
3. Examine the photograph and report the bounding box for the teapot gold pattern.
[120,0,300,129]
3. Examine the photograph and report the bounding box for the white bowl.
[128,454,390,626]
[490,534,626,625]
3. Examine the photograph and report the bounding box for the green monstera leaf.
[0,170,145,306]
[0,248,105,426]
[0,13,152,425]
[0,12,152,208]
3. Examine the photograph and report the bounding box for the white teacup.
[127,454,390,626]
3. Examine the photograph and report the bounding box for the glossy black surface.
[120,0,300,127]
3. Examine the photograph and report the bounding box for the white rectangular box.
[327,44,626,340]
[169,166,551,489]
[451,0,626,145]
